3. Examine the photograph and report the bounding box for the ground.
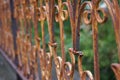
[0,54,16,80]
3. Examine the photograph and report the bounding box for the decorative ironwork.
[0,0,120,80]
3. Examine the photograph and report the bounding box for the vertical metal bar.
[10,0,18,61]
[92,0,100,80]
[32,0,39,38]
[46,0,55,43]
[57,0,67,79]
[67,0,81,51]
[40,0,46,59]
[46,1,57,80]
[75,0,81,51]
[58,0,65,66]
[92,18,100,80]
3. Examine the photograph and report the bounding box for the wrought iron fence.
[0,0,120,80]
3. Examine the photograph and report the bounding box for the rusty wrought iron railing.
[0,0,120,80]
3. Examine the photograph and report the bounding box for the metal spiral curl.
[82,71,94,80]
[80,1,107,25]
[95,8,107,23]
[55,56,62,79]
[46,52,52,65]
[25,6,33,20]
[64,62,73,77]
[80,1,93,25]
[37,6,46,21]
[55,3,69,22]
[83,10,92,25]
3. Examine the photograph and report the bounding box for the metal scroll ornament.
[0,0,120,80]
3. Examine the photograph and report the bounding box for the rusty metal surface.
[0,0,120,80]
